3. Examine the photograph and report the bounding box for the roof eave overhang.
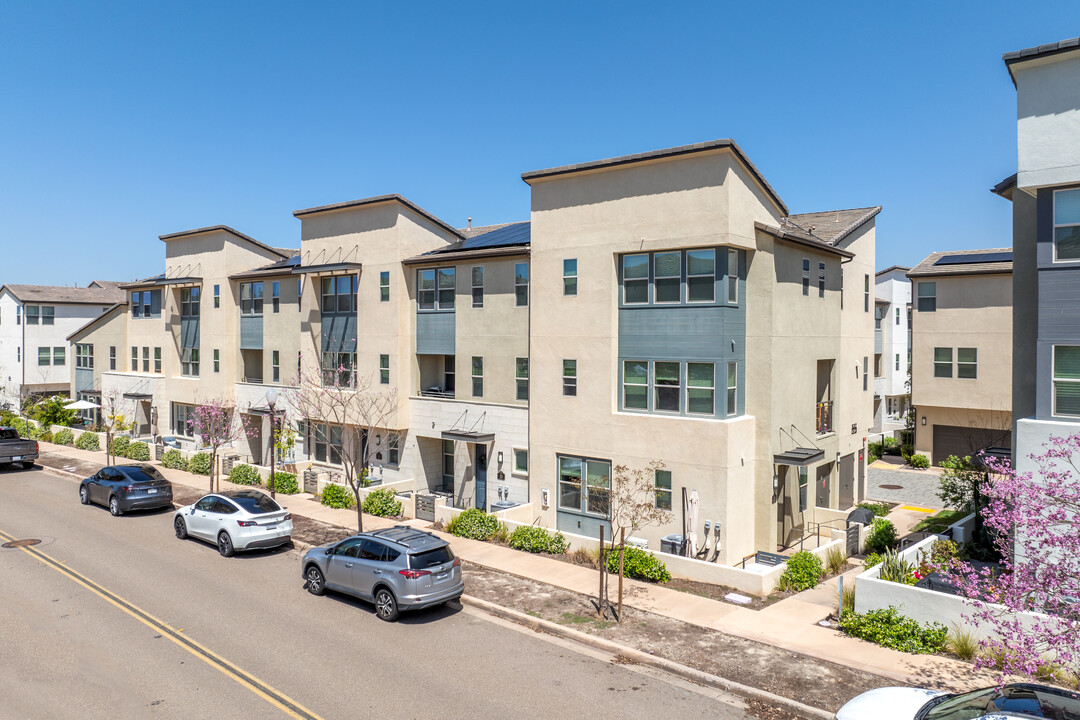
[292,195,465,241]
[291,262,363,275]
[755,222,855,258]
[402,245,531,266]
[158,226,288,260]
[906,268,1013,279]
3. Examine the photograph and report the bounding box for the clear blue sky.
[2,2,1078,285]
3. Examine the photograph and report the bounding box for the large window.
[379,271,390,302]
[1053,188,1080,261]
[1053,346,1080,417]
[75,344,93,369]
[558,455,611,517]
[562,359,577,396]
[313,423,343,465]
[321,352,356,387]
[515,357,528,401]
[180,287,200,317]
[917,282,936,312]
[181,348,200,377]
[515,263,529,306]
[417,268,454,310]
[934,347,953,378]
[240,282,264,315]
[321,275,357,313]
[957,348,977,379]
[130,290,157,318]
[471,356,483,398]
[654,469,672,511]
[563,258,577,296]
[622,360,731,417]
[471,266,483,308]
[621,248,720,305]
[173,403,196,437]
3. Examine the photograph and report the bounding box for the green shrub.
[858,501,891,517]
[75,431,100,451]
[161,448,187,470]
[868,442,883,463]
[604,546,671,583]
[946,625,979,662]
[447,508,502,540]
[110,436,131,457]
[320,483,355,509]
[53,428,74,446]
[865,518,898,554]
[909,453,929,469]
[777,550,824,592]
[509,525,569,554]
[38,430,53,443]
[361,487,402,517]
[8,417,30,437]
[840,606,947,654]
[228,463,261,486]
[876,548,917,584]
[271,472,299,495]
[188,452,212,475]
[825,545,847,575]
[0,410,14,428]
[125,441,150,461]
[864,552,883,568]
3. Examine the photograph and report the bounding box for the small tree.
[100,391,134,466]
[936,454,984,513]
[605,460,674,550]
[949,433,1080,681]
[188,399,254,493]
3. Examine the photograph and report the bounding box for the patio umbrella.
[685,489,700,557]
[63,400,100,410]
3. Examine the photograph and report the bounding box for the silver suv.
[301,526,463,621]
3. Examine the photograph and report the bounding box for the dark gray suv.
[301,526,463,621]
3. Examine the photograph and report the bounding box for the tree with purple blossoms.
[188,398,254,493]
[949,433,1080,684]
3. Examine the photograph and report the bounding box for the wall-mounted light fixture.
[497,451,503,465]
[921,416,927,426]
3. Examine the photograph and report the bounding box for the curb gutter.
[460,594,834,720]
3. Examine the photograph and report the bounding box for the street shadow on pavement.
[314,588,463,625]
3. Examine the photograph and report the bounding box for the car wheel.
[305,566,326,596]
[79,486,89,505]
[217,532,235,558]
[374,587,399,622]
[109,496,122,516]
[174,516,188,540]
[22,461,34,470]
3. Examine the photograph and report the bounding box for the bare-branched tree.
[189,397,255,493]
[605,460,674,550]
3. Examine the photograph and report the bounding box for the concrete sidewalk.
[39,441,990,690]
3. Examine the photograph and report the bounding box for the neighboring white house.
[0,282,124,410]
[872,266,911,435]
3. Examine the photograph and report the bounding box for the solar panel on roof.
[933,251,1012,266]
[461,222,530,250]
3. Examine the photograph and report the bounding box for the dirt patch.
[664,577,791,610]
[462,561,892,713]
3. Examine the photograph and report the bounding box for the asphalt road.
[0,467,753,720]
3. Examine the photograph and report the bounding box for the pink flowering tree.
[948,433,1080,682]
[189,398,255,493]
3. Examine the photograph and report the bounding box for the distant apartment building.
[872,266,911,434]
[996,39,1080,482]
[69,139,878,562]
[908,250,1013,465]
[0,281,123,410]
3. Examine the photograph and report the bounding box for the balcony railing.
[418,387,455,399]
[816,401,833,435]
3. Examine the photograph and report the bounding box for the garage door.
[931,425,1011,467]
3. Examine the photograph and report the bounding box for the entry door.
[839,454,855,509]
[815,464,831,509]
[474,445,487,512]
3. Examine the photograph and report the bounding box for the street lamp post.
[266,389,279,499]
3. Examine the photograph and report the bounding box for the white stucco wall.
[1016,52,1080,189]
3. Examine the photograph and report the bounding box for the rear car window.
[410,546,454,569]
[0,428,19,440]
[230,494,281,514]
[122,469,162,483]
[131,465,165,481]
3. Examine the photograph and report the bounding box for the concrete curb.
[460,594,835,720]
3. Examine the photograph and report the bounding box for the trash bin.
[661,533,685,556]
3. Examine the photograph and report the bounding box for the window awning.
[441,430,495,443]
[123,392,153,400]
[291,262,363,275]
[773,448,825,467]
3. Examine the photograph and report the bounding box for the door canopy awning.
[440,430,495,443]
[773,447,825,467]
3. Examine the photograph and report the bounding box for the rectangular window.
[417,269,454,310]
[622,254,649,304]
[297,278,302,312]
[1053,346,1080,417]
[798,467,808,512]
[53,346,64,366]
[687,249,715,303]
[686,362,715,415]
[727,362,738,415]
[895,353,900,371]
[379,271,390,302]
[727,249,738,304]
[379,354,389,385]
[314,423,343,465]
[802,258,810,296]
[272,350,280,383]
[16,305,21,324]
[442,439,455,481]
[41,306,53,325]
[957,347,977,379]
[321,276,357,313]
[131,346,137,372]
[863,356,869,391]
[654,251,681,303]
[213,349,220,373]
[934,347,953,378]
[818,262,826,298]
[26,305,39,325]
[272,281,280,313]
[142,346,149,373]
[213,284,220,309]
[917,282,936,312]
[875,306,882,329]
[109,346,116,370]
[1053,187,1080,261]
[240,282,264,315]
[154,347,161,374]
[515,263,529,307]
[864,275,870,312]
[471,356,483,398]
[654,361,681,412]
[622,360,648,410]
[444,355,455,393]
[562,359,577,397]
[388,434,400,466]
[173,403,196,438]
[180,287,200,317]
[417,269,435,310]
[654,469,672,511]
[557,456,611,517]
[563,258,578,296]
[75,344,94,369]
[181,348,200,377]
[515,357,529,401]
[141,293,150,318]
[132,292,142,317]
[320,352,356,387]
[895,307,900,325]
[37,347,50,366]
[471,266,483,308]
[513,448,528,474]
[438,268,455,309]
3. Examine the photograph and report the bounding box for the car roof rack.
[368,525,436,548]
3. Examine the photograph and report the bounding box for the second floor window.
[142,346,149,373]
[75,344,93,369]
[42,306,54,325]
[241,282,263,315]
[1053,346,1080,417]
[418,268,455,310]
[917,282,936,312]
[802,259,811,296]
[516,357,528,401]
[379,354,389,385]
[563,259,577,296]
[181,348,200,377]
[934,347,952,378]
[515,263,529,306]
[214,284,220,308]
[321,275,357,313]
[957,348,977,379]
[622,249,719,305]
[563,359,577,396]
[131,346,137,371]
[26,305,39,324]
[321,352,356,387]
[214,349,220,373]
[471,356,483,397]
[180,287,200,317]
[1053,188,1080,261]
[471,266,483,308]
[272,350,280,382]
[272,281,280,313]
[154,347,162,374]
[109,346,116,370]
[37,347,50,366]
[379,271,390,302]
[818,262,826,298]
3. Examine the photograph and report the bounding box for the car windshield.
[229,493,281,514]
[922,685,1080,720]
[920,688,999,720]
[410,546,454,569]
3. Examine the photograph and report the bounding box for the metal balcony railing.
[418,387,455,399]
[816,400,833,435]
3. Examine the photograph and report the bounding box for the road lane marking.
[0,528,323,720]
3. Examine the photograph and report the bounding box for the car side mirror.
[190,508,196,515]
[325,547,334,556]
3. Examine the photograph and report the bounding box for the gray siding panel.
[874,328,882,354]
[556,511,611,539]
[180,318,199,348]
[416,312,455,355]
[74,368,95,393]
[240,316,263,350]
[1037,268,1080,341]
[321,314,358,353]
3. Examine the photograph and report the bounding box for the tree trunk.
[352,482,364,533]
[210,450,217,493]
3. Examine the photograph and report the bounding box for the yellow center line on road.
[0,528,324,720]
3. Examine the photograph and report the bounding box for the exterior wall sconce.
[497,451,503,465]
[921,416,927,426]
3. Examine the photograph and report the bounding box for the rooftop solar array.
[430,222,530,254]
[933,251,1013,266]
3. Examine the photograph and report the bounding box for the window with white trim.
[379,354,389,385]
[686,362,714,415]
[313,422,343,465]
[515,357,528,401]
[562,359,577,397]
[417,268,454,310]
[471,356,483,398]
[563,258,577,296]
[515,263,529,306]
[142,346,149,373]
[240,282,263,316]
[379,271,390,302]
[727,249,738,304]
[37,347,50,366]
[1053,187,1080,261]
[654,361,681,412]
[272,281,280,313]
[41,306,54,325]
[654,469,672,510]
[181,348,200,377]
[917,282,936,312]
[471,266,483,308]
[557,455,610,517]
[513,448,528,475]
[1053,346,1080,416]
[687,249,715,303]
[76,344,93,369]
[154,347,161,374]
[957,348,977,379]
[727,362,738,415]
[26,305,39,325]
[934,347,952,378]
[130,346,137,372]
[321,276,357,313]
[272,350,280,383]
[109,346,116,370]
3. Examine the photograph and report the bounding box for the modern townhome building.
[908,250,1013,466]
[997,38,1080,484]
[872,266,912,435]
[0,281,123,411]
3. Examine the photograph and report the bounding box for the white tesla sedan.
[835,683,1080,719]
[174,489,292,557]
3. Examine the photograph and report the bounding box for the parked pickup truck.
[0,427,38,469]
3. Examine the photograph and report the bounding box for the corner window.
[213,284,220,308]
[272,350,280,383]
[515,357,528,401]
[515,263,529,307]
[37,347,50,366]
[654,469,672,511]
[1053,346,1080,417]
[379,271,390,302]
[563,258,577,296]
[272,281,280,313]
[957,348,977,379]
[934,347,953,378]
[557,455,610,517]
[802,259,810,296]
[686,362,715,415]
[471,266,483,308]
[917,282,936,312]
[379,354,389,385]
[513,448,528,475]
[727,249,738,304]
[471,356,483,398]
[687,249,715,303]
[1053,188,1080,261]
[562,359,577,396]
[727,362,737,415]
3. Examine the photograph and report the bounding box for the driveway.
[866,465,943,508]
